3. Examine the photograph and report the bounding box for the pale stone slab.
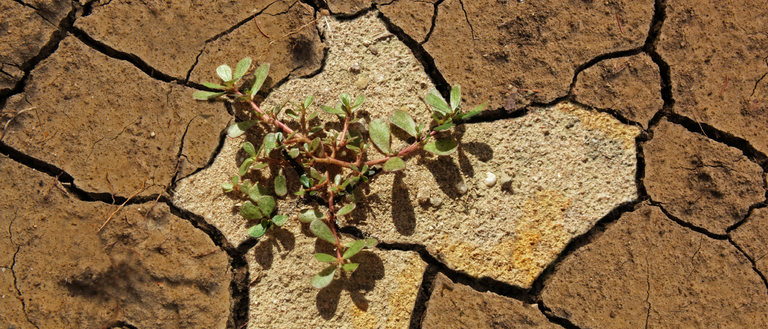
[246,219,426,329]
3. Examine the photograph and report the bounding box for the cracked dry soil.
[1,0,767,328]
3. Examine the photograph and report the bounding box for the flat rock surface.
[644,119,764,234]
[0,156,232,328]
[541,205,768,328]
[356,102,639,288]
[246,219,426,328]
[2,36,229,196]
[0,0,58,93]
[423,273,560,329]
[658,0,768,155]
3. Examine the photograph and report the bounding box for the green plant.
[194,57,486,288]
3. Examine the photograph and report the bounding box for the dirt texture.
[2,0,768,328]
[541,205,768,328]
[0,156,232,328]
[644,119,764,234]
[422,273,560,329]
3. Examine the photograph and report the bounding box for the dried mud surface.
[2,0,767,328]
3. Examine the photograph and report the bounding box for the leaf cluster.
[194,57,487,290]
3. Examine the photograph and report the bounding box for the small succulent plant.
[194,57,485,288]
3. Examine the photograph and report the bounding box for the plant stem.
[326,190,343,261]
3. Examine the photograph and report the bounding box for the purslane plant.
[194,57,486,288]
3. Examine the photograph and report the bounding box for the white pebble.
[456,181,468,194]
[484,172,497,187]
[430,197,443,207]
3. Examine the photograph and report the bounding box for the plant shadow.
[313,249,386,319]
[249,227,296,271]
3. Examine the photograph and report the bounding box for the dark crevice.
[651,201,729,239]
[727,237,768,293]
[726,200,768,233]
[0,5,76,99]
[204,1,281,44]
[643,0,676,131]
[8,208,40,329]
[665,113,768,169]
[377,242,534,303]
[536,300,581,329]
[376,10,450,98]
[67,26,184,84]
[174,120,230,182]
[108,321,138,329]
[407,264,437,329]
[567,48,644,98]
[185,46,206,85]
[456,0,475,40]
[419,0,444,45]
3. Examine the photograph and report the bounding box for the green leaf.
[285,108,299,120]
[310,219,336,244]
[320,105,346,115]
[193,91,225,100]
[239,180,252,194]
[239,158,254,176]
[274,172,287,197]
[303,95,315,109]
[364,238,378,248]
[342,263,359,272]
[258,195,275,217]
[263,133,277,155]
[288,148,300,158]
[383,156,406,172]
[350,94,365,112]
[252,162,268,170]
[432,122,455,132]
[248,183,267,202]
[298,209,325,223]
[314,253,337,263]
[299,174,311,188]
[231,175,239,185]
[240,201,263,219]
[424,139,459,156]
[227,121,257,138]
[271,214,289,226]
[250,63,270,99]
[369,118,392,155]
[459,102,486,120]
[425,89,451,115]
[339,93,351,109]
[307,110,319,121]
[450,85,461,111]
[343,240,366,259]
[389,110,418,137]
[222,182,234,192]
[312,265,337,289]
[216,64,233,82]
[336,203,356,217]
[202,82,227,90]
[243,142,256,156]
[234,57,252,81]
[248,222,268,238]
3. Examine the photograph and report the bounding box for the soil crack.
[651,201,728,239]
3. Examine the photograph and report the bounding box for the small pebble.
[430,197,443,207]
[456,181,468,194]
[349,63,361,74]
[484,172,497,187]
[368,45,379,55]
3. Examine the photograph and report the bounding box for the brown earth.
[1,1,767,329]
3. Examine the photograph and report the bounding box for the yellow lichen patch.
[437,190,573,287]
[386,253,426,328]
[559,102,641,149]
[351,305,379,329]
[512,190,572,285]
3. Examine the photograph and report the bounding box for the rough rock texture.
[379,0,438,44]
[644,119,764,234]
[541,205,768,328]
[0,0,58,93]
[423,0,654,108]
[423,273,561,329]
[573,54,663,128]
[356,102,639,288]
[0,156,232,328]
[1,36,229,196]
[188,1,324,88]
[658,0,768,155]
[174,10,435,247]
[731,207,768,278]
[326,0,372,15]
[246,219,426,328]
[76,0,309,80]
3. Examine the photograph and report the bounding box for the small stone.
[483,172,497,187]
[349,63,361,74]
[368,45,379,55]
[430,197,442,207]
[417,188,429,204]
[456,181,468,194]
[149,131,156,138]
